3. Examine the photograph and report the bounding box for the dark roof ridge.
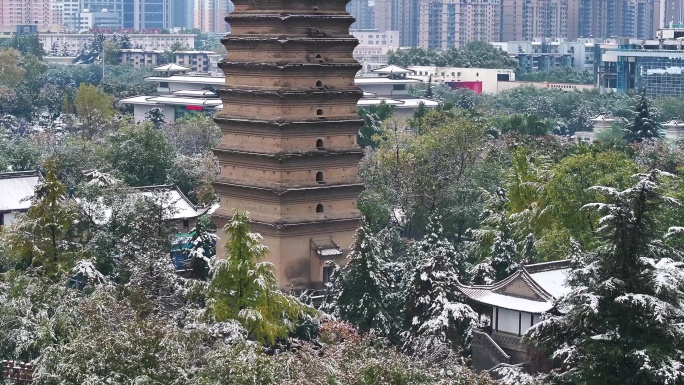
[524,259,571,274]
[0,170,39,180]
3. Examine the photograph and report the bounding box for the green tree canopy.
[105,123,176,186]
[74,83,115,140]
[209,210,313,345]
[527,170,684,385]
[388,42,517,69]
[6,160,82,278]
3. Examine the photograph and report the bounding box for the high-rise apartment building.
[78,0,125,29]
[418,0,500,49]
[375,0,419,46]
[194,0,233,33]
[52,0,81,30]
[1,0,53,27]
[215,0,364,289]
[500,0,579,41]
[661,0,684,27]
[173,0,193,29]
[578,0,659,38]
[348,0,375,30]
[121,0,177,30]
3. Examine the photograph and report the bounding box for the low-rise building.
[458,260,571,372]
[663,118,684,140]
[496,81,595,93]
[493,40,597,74]
[38,33,195,56]
[174,51,223,74]
[122,65,439,122]
[599,26,684,97]
[76,9,122,31]
[357,65,439,117]
[354,45,393,73]
[351,30,400,73]
[0,171,40,228]
[117,50,222,72]
[410,66,516,94]
[119,49,164,68]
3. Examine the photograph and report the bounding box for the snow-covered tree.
[145,107,165,129]
[6,160,82,277]
[623,91,662,142]
[490,225,519,281]
[336,220,393,336]
[468,187,520,283]
[526,170,684,385]
[209,210,313,345]
[183,215,218,281]
[69,259,105,290]
[403,214,476,356]
[35,287,213,385]
[319,261,344,317]
[520,233,539,264]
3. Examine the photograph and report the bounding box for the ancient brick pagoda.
[213,0,364,289]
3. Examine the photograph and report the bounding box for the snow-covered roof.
[457,260,571,313]
[663,118,684,128]
[82,185,217,224]
[529,268,571,298]
[120,95,223,108]
[354,77,421,85]
[153,63,190,72]
[590,114,616,122]
[371,65,414,75]
[135,185,204,220]
[311,239,343,257]
[145,75,225,85]
[458,286,556,313]
[172,90,217,97]
[357,97,439,109]
[0,171,39,212]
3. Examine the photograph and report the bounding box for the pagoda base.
[213,213,361,290]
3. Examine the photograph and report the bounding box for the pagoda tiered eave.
[212,147,364,159]
[214,179,364,193]
[219,88,363,97]
[213,116,364,126]
[211,210,363,231]
[222,36,360,44]
[219,61,362,69]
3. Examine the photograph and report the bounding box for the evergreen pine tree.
[520,233,539,264]
[184,215,217,281]
[469,188,520,283]
[623,90,662,142]
[403,214,476,356]
[526,170,684,385]
[425,74,434,98]
[337,220,392,335]
[490,222,519,281]
[209,210,312,345]
[319,261,343,317]
[7,160,81,277]
[145,107,166,130]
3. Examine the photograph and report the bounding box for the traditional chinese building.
[0,171,40,228]
[213,0,365,289]
[457,260,571,372]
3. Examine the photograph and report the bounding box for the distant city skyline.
[3,0,684,44]
[1,0,234,33]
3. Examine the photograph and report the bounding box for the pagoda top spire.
[231,0,352,13]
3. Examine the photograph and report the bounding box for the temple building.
[457,260,571,372]
[213,0,365,290]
